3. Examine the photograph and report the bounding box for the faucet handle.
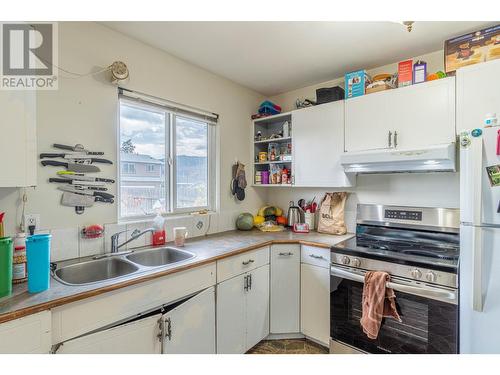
[130,228,141,238]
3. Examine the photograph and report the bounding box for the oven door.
[330,265,458,354]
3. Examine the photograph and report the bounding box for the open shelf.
[254,137,292,144]
[252,112,293,187]
[254,160,292,165]
[251,184,293,187]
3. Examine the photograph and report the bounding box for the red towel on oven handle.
[360,271,402,340]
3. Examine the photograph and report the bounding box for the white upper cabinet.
[344,90,392,152]
[0,89,37,187]
[292,101,354,187]
[345,77,456,152]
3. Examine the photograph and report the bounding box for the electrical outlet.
[24,214,40,233]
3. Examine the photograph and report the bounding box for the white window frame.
[118,94,217,220]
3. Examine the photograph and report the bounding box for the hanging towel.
[360,271,402,339]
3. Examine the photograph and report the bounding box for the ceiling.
[103,21,494,96]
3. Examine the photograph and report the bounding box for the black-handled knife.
[49,178,108,191]
[53,143,104,155]
[41,160,100,173]
[57,173,115,183]
[95,196,114,204]
[57,186,114,200]
[40,153,67,158]
[40,153,113,165]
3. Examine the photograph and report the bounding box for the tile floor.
[247,339,329,354]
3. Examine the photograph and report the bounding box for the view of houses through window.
[119,98,212,218]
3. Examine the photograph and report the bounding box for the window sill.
[118,210,217,226]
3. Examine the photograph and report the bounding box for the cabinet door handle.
[165,317,172,341]
[279,252,293,256]
[309,254,326,260]
[388,131,393,148]
[244,274,249,291]
[248,273,252,290]
[242,259,255,266]
[394,131,398,148]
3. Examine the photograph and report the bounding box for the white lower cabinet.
[0,311,51,353]
[54,286,216,354]
[245,265,271,349]
[162,286,216,354]
[216,264,270,353]
[55,313,162,354]
[301,262,330,346]
[270,244,300,334]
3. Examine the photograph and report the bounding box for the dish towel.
[360,271,402,339]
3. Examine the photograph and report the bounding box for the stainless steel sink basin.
[53,257,139,285]
[126,247,195,267]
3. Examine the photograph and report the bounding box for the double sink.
[52,247,196,286]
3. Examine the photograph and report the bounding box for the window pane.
[175,116,208,209]
[120,102,166,217]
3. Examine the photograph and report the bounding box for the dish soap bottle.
[152,202,166,246]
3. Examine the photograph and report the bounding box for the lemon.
[254,215,265,226]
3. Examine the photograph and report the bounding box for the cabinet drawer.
[301,245,330,268]
[0,311,51,353]
[217,246,270,283]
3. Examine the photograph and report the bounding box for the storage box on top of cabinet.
[0,90,36,187]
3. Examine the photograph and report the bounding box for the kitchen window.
[118,89,217,219]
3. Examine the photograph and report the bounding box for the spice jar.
[12,233,27,284]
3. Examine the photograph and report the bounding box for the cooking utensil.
[56,171,115,183]
[287,201,302,227]
[53,144,104,155]
[40,153,113,164]
[41,160,100,173]
[57,186,114,199]
[297,199,306,211]
[49,178,107,190]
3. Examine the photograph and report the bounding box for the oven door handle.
[330,266,457,305]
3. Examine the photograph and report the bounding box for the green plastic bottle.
[0,237,13,298]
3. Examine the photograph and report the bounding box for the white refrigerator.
[458,59,500,354]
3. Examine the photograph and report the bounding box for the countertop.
[0,229,353,324]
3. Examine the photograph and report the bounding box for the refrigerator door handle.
[472,226,484,312]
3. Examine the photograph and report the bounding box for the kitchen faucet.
[110,227,156,254]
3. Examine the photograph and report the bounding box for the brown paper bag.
[317,192,348,235]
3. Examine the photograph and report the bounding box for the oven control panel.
[384,209,422,221]
[384,210,422,221]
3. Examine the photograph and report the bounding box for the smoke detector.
[110,61,129,84]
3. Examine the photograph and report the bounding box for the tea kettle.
[287,201,302,227]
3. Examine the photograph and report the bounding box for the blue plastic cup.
[26,234,51,293]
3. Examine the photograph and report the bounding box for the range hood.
[340,143,456,174]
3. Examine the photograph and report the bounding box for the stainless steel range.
[330,204,460,354]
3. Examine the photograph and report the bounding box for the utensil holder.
[26,234,51,293]
[0,237,13,298]
[304,212,315,230]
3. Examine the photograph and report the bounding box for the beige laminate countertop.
[0,229,353,324]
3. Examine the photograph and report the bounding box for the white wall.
[266,49,459,232]
[0,22,266,237]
